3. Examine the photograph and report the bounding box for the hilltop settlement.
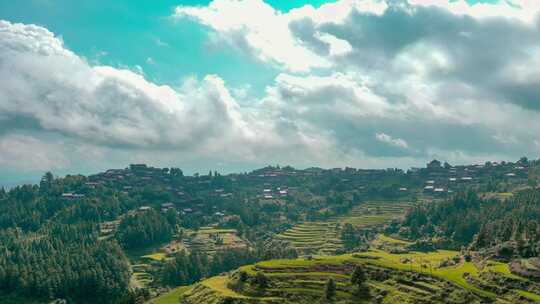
[0,158,539,303]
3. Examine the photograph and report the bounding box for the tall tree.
[325,277,336,300]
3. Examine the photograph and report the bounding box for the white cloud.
[375,133,408,149]
[316,32,353,56]
[408,0,540,23]
[175,0,329,71]
[5,0,540,175]
[174,0,387,71]
[0,20,257,152]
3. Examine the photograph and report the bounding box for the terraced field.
[339,201,413,226]
[177,236,540,304]
[147,285,192,304]
[275,201,412,255]
[131,264,154,289]
[183,227,248,256]
[275,221,343,255]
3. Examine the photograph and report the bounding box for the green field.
[275,221,344,255]
[179,235,540,304]
[147,286,192,304]
[275,201,412,255]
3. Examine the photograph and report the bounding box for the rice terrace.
[167,236,540,304]
[2,1,540,302]
[275,201,413,255]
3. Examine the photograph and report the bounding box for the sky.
[1,0,540,184]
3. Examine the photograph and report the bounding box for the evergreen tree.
[325,278,336,300]
[254,272,269,289]
[351,265,366,287]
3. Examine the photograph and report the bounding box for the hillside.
[176,236,540,304]
[400,189,540,258]
[275,201,412,255]
[1,159,539,303]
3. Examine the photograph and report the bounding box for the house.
[434,188,447,197]
[162,203,175,208]
[424,186,434,192]
[61,193,85,200]
[139,206,151,212]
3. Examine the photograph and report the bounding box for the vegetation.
[180,236,540,303]
[117,210,176,250]
[324,278,336,300]
[1,158,539,303]
[401,190,540,258]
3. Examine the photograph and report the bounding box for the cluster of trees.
[161,241,297,287]
[116,209,178,250]
[324,265,367,300]
[401,190,540,257]
[0,175,134,303]
[0,225,130,303]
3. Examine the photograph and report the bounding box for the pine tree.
[254,272,269,289]
[351,265,366,287]
[325,278,336,300]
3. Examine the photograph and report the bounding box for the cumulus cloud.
[4,0,540,175]
[376,133,408,149]
[174,0,386,71]
[173,0,540,159]
[0,20,361,172]
[0,20,257,151]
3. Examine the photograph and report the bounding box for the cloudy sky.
[1,0,540,183]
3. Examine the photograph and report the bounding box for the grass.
[376,234,412,245]
[517,290,540,302]
[142,252,167,261]
[275,201,412,255]
[355,249,497,298]
[202,276,247,298]
[198,227,238,234]
[184,234,539,303]
[148,286,192,304]
[484,261,525,281]
[200,276,282,301]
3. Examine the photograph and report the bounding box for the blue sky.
[0,0,497,92]
[0,0,276,91]
[0,0,347,93]
[1,0,539,185]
